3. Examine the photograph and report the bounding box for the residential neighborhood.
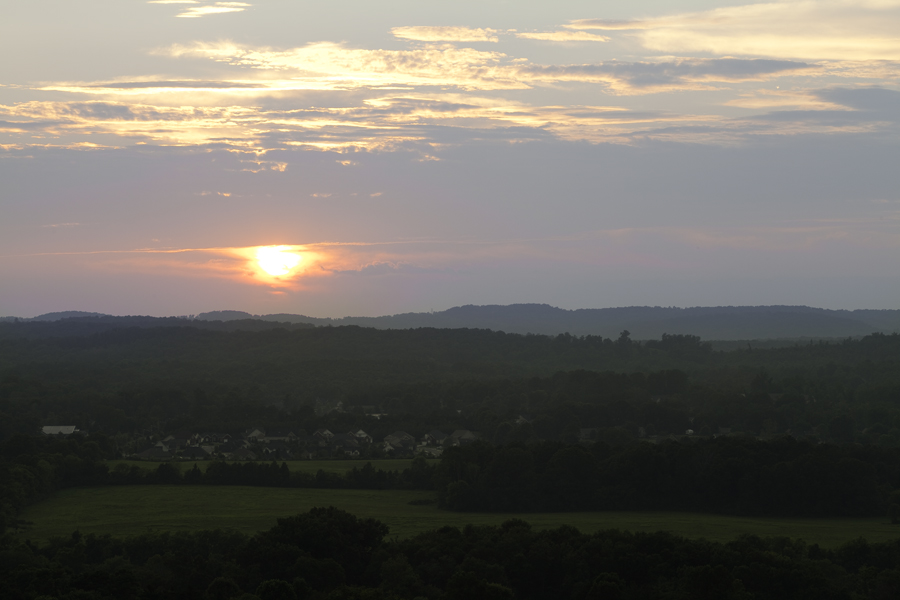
[116,426,482,462]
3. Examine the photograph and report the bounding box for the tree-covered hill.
[194,304,900,339]
[6,304,900,339]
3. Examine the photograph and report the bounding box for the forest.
[1,319,899,445]
[2,318,900,598]
[8,504,900,600]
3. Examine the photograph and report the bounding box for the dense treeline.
[435,438,900,517]
[4,506,900,600]
[1,324,899,446]
[0,434,116,534]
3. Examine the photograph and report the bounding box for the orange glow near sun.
[255,246,302,276]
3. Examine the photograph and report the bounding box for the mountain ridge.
[4,304,898,340]
[166,304,900,339]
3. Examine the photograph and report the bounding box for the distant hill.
[3,304,897,340]
[195,304,900,340]
[0,314,315,339]
[0,311,108,322]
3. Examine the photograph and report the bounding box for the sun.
[255,246,302,276]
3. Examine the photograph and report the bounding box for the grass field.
[107,459,417,475]
[18,485,900,548]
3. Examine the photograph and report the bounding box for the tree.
[256,579,297,600]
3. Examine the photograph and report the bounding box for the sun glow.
[255,246,302,276]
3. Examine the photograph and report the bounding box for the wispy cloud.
[162,41,524,90]
[11,78,891,152]
[0,101,261,146]
[178,2,250,18]
[519,58,811,92]
[149,1,251,18]
[157,41,810,94]
[391,26,499,43]
[568,0,900,60]
[515,31,609,42]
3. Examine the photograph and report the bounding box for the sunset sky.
[2,0,899,318]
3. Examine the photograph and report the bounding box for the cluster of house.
[131,427,480,461]
[41,426,84,435]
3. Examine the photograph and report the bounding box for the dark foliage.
[3,507,900,599]
[435,437,900,517]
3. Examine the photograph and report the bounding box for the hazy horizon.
[5,302,900,322]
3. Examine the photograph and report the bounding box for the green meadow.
[107,459,417,475]
[18,485,900,548]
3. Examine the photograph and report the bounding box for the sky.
[1,0,899,318]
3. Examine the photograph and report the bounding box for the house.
[42,425,80,435]
[264,429,296,443]
[350,429,373,444]
[422,430,447,446]
[387,431,415,443]
[199,432,232,444]
[313,429,334,443]
[383,431,417,455]
[384,431,416,448]
[245,428,266,441]
[263,441,294,459]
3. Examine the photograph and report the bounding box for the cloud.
[726,89,849,111]
[566,19,652,31]
[85,80,264,90]
[0,84,856,152]
[739,87,900,133]
[391,26,499,43]
[520,58,811,92]
[158,41,809,94]
[568,0,900,61]
[816,87,900,116]
[162,41,525,90]
[0,101,261,146]
[166,2,250,18]
[515,31,610,42]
